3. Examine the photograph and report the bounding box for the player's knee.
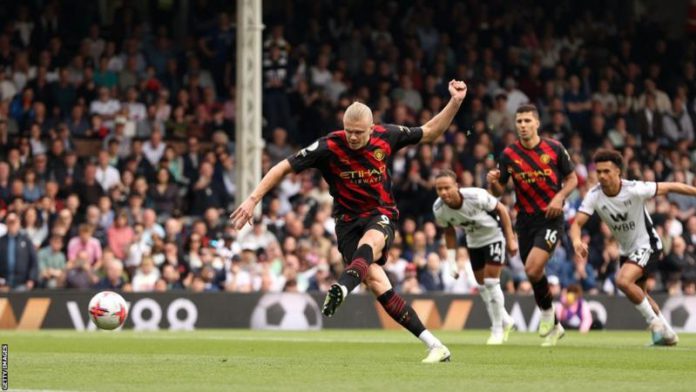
[615,275,631,292]
[484,266,501,279]
[366,275,388,295]
[365,264,391,293]
[360,236,381,251]
[525,264,543,281]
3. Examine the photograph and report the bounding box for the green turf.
[2,329,696,392]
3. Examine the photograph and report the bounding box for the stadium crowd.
[1,0,696,298]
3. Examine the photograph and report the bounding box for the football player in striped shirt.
[231,80,468,362]
[487,104,578,346]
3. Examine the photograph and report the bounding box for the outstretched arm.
[420,80,467,143]
[656,182,696,197]
[229,159,293,229]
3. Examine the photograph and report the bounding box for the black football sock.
[377,289,426,337]
[531,275,554,311]
[337,244,373,292]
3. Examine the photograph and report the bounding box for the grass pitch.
[2,329,696,392]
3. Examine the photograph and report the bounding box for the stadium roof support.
[235,0,264,215]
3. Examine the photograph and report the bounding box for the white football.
[88,291,128,330]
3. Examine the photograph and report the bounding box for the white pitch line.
[13,389,88,392]
[42,333,413,344]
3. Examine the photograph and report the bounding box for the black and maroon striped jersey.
[498,138,574,216]
[287,124,423,221]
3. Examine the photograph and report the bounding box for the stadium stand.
[0,0,695,298]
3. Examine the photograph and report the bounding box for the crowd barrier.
[1,292,695,332]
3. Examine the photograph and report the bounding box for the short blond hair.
[343,101,373,124]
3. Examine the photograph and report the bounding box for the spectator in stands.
[130,255,159,292]
[639,79,671,113]
[419,252,444,292]
[95,149,120,192]
[149,167,180,217]
[0,212,38,290]
[262,43,291,134]
[102,116,131,157]
[94,258,128,291]
[64,249,98,289]
[266,127,294,166]
[556,284,593,333]
[399,263,424,294]
[67,223,102,269]
[182,136,201,183]
[73,163,104,210]
[188,161,226,215]
[663,96,694,145]
[21,206,47,249]
[141,208,165,245]
[143,127,166,166]
[37,234,66,289]
[90,87,121,127]
[663,236,696,295]
[22,169,42,202]
[157,263,185,291]
[107,210,134,261]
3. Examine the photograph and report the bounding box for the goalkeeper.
[433,169,517,344]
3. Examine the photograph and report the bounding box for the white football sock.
[485,278,504,333]
[541,306,555,321]
[636,297,658,324]
[479,284,494,329]
[657,312,675,334]
[418,330,442,348]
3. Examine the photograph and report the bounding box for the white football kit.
[433,187,504,249]
[578,180,662,266]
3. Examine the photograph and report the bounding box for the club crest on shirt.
[373,148,385,161]
[540,154,551,164]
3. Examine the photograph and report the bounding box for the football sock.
[337,244,373,292]
[417,330,442,349]
[531,275,553,311]
[636,297,658,324]
[485,278,505,333]
[479,284,493,323]
[657,312,676,334]
[377,289,427,339]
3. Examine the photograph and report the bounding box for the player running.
[569,149,692,345]
[230,80,468,363]
[487,104,578,346]
[433,169,518,345]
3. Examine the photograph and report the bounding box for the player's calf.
[337,244,373,292]
[377,289,448,360]
[377,289,426,335]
